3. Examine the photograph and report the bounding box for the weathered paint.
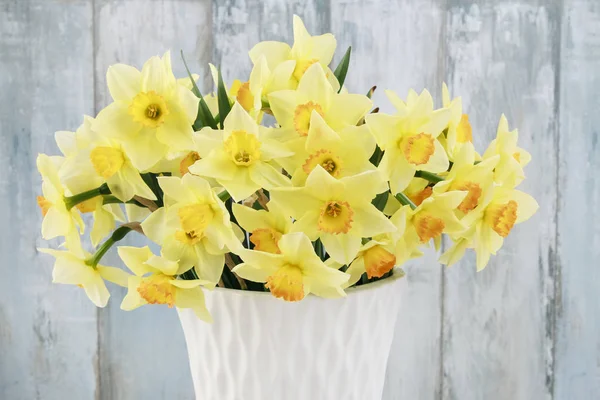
[0,0,596,399]
[555,1,600,399]
[0,1,97,399]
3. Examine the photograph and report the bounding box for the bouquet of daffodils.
[37,16,538,322]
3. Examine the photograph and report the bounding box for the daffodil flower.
[249,15,337,88]
[289,112,378,186]
[188,102,293,202]
[233,232,349,301]
[118,246,212,322]
[60,130,156,202]
[402,191,468,250]
[232,202,292,254]
[38,246,129,308]
[440,186,538,270]
[268,63,372,172]
[483,115,531,187]
[271,166,395,264]
[365,89,451,194]
[141,174,242,285]
[93,51,199,171]
[439,83,476,161]
[209,59,295,121]
[433,143,499,216]
[36,154,84,253]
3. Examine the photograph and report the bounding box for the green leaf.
[372,191,389,212]
[180,50,217,130]
[333,46,351,93]
[217,68,232,129]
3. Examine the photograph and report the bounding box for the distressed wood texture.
[93,1,212,399]
[442,2,559,399]
[554,1,600,399]
[0,1,98,399]
[329,1,446,399]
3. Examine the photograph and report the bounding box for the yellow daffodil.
[209,59,295,122]
[188,102,292,201]
[141,174,242,285]
[36,154,84,253]
[483,115,531,187]
[93,51,199,171]
[344,206,416,286]
[249,15,337,88]
[382,177,434,217]
[402,191,467,250]
[118,246,212,322]
[268,63,372,172]
[232,232,349,301]
[439,83,476,161]
[271,166,395,264]
[289,112,378,186]
[39,246,129,308]
[232,202,292,253]
[433,143,499,216]
[61,131,156,202]
[365,89,451,194]
[440,186,538,270]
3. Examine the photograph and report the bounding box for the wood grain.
[93,1,212,399]
[442,2,559,399]
[554,1,600,398]
[0,1,98,399]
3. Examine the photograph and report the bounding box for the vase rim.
[207,267,405,298]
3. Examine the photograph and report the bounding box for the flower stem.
[395,192,417,210]
[86,225,132,268]
[414,171,444,183]
[64,183,110,210]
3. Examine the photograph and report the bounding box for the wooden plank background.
[0,0,597,399]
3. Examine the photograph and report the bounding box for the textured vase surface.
[178,270,406,400]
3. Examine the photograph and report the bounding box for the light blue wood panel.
[555,1,600,399]
[442,2,559,399]
[329,1,447,398]
[0,1,98,399]
[92,1,212,399]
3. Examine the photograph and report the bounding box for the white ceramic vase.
[178,270,406,400]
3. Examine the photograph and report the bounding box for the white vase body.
[178,271,405,400]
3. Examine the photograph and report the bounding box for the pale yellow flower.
[233,232,349,301]
[268,63,372,173]
[439,83,476,161]
[365,89,451,194]
[39,246,129,308]
[433,143,499,217]
[483,114,531,187]
[249,15,337,87]
[231,202,292,254]
[118,246,212,322]
[36,154,84,253]
[271,166,395,264]
[289,112,378,186]
[93,51,199,171]
[188,102,292,201]
[440,186,538,270]
[141,174,242,285]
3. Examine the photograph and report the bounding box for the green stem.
[415,171,444,183]
[395,192,417,210]
[218,190,231,202]
[64,184,110,210]
[86,225,132,268]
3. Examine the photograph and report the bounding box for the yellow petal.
[327,94,373,130]
[121,276,146,310]
[176,287,213,322]
[224,102,259,135]
[83,274,111,308]
[232,203,269,232]
[320,233,362,265]
[97,265,130,287]
[232,262,272,283]
[107,64,141,101]
[249,41,291,71]
[117,246,154,276]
